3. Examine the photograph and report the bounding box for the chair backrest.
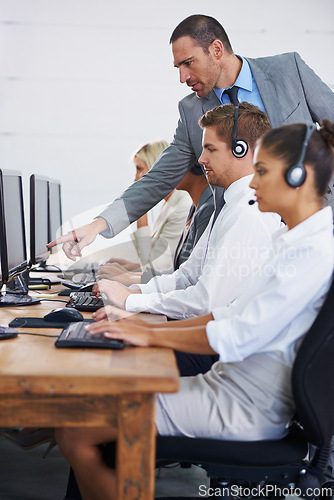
[292,273,334,447]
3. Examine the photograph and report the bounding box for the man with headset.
[93,103,283,376]
[48,14,334,258]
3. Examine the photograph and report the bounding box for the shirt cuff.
[206,318,241,362]
[132,226,151,238]
[94,217,114,238]
[206,320,221,356]
[131,282,158,294]
[212,306,228,321]
[126,292,150,313]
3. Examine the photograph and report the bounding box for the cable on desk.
[17,332,59,338]
[40,299,68,303]
[9,318,63,334]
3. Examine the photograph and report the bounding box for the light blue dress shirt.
[214,56,265,112]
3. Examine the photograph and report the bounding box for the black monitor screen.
[30,174,50,265]
[0,170,27,284]
[48,180,62,244]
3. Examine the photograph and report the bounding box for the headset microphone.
[248,199,256,205]
[232,104,248,158]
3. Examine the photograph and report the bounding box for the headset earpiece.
[285,123,316,188]
[190,162,204,175]
[233,139,248,158]
[285,164,307,188]
[231,105,248,158]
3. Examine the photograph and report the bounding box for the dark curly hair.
[259,120,334,196]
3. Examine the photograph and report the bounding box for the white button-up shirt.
[126,175,282,318]
[207,206,334,367]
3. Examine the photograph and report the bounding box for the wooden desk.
[0,286,179,499]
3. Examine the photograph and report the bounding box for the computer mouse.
[61,281,82,290]
[0,326,18,340]
[44,307,84,323]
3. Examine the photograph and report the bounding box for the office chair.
[67,276,334,500]
[152,274,334,499]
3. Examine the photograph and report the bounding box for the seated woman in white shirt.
[99,139,192,282]
[55,119,334,500]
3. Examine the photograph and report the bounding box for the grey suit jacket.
[99,52,334,237]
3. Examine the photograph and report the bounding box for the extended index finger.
[47,231,77,248]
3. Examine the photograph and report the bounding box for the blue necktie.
[223,86,239,105]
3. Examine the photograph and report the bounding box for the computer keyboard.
[55,321,124,349]
[0,293,41,307]
[71,272,96,285]
[67,291,104,312]
[58,263,99,281]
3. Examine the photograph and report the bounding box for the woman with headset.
[56,119,334,500]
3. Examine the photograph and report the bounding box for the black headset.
[285,122,316,188]
[190,162,204,175]
[231,104,248,158]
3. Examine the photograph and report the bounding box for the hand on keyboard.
[97,263,141,286]
[71,272,96,285]
[85,317,152,347]
[93,279,133,310]
[93,305,134,322]
[56,321,124,349]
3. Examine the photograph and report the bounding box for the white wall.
[0,0,333,251]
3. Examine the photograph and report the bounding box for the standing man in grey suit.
[48,14,334,259]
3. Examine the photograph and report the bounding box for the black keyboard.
[0,293,41,307]
[55,321,124,349]
[67,291,104,312]
[71,272,96,285]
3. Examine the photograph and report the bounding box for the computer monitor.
[0,169,28,284]
[30,174,50,266]
[0,169,41,306]
[48,178,62,245]
[28,175,63,274]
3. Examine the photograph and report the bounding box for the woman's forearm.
[150,323,216,354]
[150,313,214,329]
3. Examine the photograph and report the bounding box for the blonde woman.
[97,140,192,282]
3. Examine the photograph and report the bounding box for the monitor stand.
[26,269,62,287]
[22,269,51,288]
[32,262,62,273]
[0,275,41,307]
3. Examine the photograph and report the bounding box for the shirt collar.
[273,206,333,250]
[224,174,254,206]
[213,56,253,102]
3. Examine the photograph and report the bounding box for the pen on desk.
[28,284,50,290]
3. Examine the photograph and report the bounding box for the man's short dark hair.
[170,14,233,54]
[199,103,271,152]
